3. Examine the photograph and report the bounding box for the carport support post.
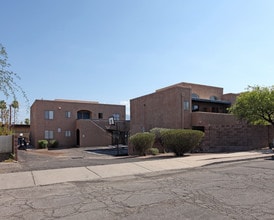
[116,122,120,156]
[109,116,120,156]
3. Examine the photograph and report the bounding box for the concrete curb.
[0,152,273,190]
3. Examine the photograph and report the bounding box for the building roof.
[54,99,99,104]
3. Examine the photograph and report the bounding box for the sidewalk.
[0,150,273,190]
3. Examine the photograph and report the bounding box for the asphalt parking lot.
[1,145,273,175]
[0,145,174,174]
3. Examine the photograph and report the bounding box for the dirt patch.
[0,153,11,162]
[27,149,65,157]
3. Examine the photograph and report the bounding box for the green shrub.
[147,147,159,155]
[161,129,204,156]
[49,140,59,148]
[0,126,13,135]
[38,140,48,149]
[149,127,170,153]
[129,132,155,156]
[150,127,170,143]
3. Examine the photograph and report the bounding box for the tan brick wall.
[130,82,273,154]
[192,112,274,152]
[76,120,112,147]
[130,86,192,135]
[180,82,224,100]
[30,99,126,148]
[197,124,274,152]
[156,82,224,100]
[222,93,239,104]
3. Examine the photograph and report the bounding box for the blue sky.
[1,0,274,122]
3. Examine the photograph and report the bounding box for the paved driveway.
[0,145,174,174]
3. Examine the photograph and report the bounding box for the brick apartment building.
[30,99,129,148]
[130,82,274,153]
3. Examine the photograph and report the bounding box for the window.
[65,111,71,118]
[98,113,103,119]
[183,101,190,110]
[65,131,71,137]
[192,105,199,112]
[45,110,54,120]
[113,113,120,121]
[77,110,91,119]
[44,130,53,139]
[192,93,199,99]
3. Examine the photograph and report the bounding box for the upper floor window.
[192,93,199,99]
[98,113,103,119]
[192,105,199,112]
[77,110,91,119]
[113,113,120,121]
[65,111,71,118]
[45,110,54,120]
[210,96,218,101]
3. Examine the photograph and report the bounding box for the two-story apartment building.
[130,82,274,153]
[30,99,129,148]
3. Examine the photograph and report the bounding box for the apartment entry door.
[76,129,80,146]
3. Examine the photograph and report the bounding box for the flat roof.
[54,99,99,104]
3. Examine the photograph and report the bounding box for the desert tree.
[229,85,274,127]
[0,44,28,125]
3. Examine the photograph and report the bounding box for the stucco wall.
[0,135,13,153]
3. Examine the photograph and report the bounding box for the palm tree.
[24,118,30,125]
[0,100,7,124]
[11,100,19,124]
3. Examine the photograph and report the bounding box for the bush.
[0,126,13,135]
[38,140,48,149]
[150,127,170,143]
[129,132,155,156]
[48,140,59,148]
[147,147,159,155]
[149,127,170,153]
[161,129,204,156]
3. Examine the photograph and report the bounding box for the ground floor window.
[44,130,54,139]
[65,131,71,137]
